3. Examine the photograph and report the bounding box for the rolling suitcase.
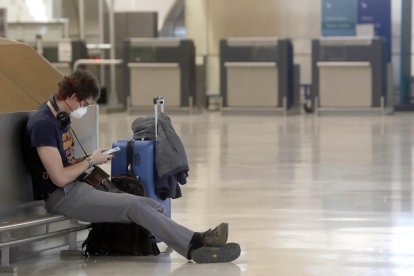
[111,97,171,218]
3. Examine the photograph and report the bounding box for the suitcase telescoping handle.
[153,97,165,142]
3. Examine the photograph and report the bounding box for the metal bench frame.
[0,214,90,273]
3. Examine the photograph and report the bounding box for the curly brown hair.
[57,70,100,101]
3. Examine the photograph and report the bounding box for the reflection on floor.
[14,111,414,275]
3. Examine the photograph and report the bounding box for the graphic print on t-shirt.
[62,131,75,164]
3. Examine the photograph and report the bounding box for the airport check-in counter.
[38,40,88,75]
[312,37,392,114]
[123,38,195,110]
[220,38,298,113]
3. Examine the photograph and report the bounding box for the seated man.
[23,69,240,263]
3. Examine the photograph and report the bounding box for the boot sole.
[192,242,241,263]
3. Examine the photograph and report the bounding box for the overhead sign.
[322,0,357,36]
[357,0,392,62]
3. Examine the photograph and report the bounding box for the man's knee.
[145,197,165,214]
[157,204,166,214]
[134,196,166,214]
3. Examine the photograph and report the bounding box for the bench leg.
[1,247,16,273]
[60,225,82,258]
[1,246,9,266]
[68,231,77,250]
[1,231,16,273]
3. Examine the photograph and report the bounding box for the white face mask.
[70,106,88,119]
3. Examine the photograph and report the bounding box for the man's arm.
[73,156,87,164]
[37,146,112,187]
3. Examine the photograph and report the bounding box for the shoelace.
[203,228,220,242]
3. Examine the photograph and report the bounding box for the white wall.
[0,0,52,21]
[110,0,175,32]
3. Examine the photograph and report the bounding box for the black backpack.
[82,174,160,256]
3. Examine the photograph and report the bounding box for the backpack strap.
[81,227,94,257]
[151,236,160,255]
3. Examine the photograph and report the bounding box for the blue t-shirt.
[24,104,75,199]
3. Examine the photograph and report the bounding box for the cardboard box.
[0,38,63,113]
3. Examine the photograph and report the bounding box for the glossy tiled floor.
[14,111,414,275]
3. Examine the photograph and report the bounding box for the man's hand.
[89,149,114,165]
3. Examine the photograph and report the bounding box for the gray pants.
[45,181,194,257]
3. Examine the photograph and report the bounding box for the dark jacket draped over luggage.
[132,113,189,199]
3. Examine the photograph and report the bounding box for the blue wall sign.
[322,0,357,36]
[357,0,392,62]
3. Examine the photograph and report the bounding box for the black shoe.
[202,223,229,247]
[191,243,241,263]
